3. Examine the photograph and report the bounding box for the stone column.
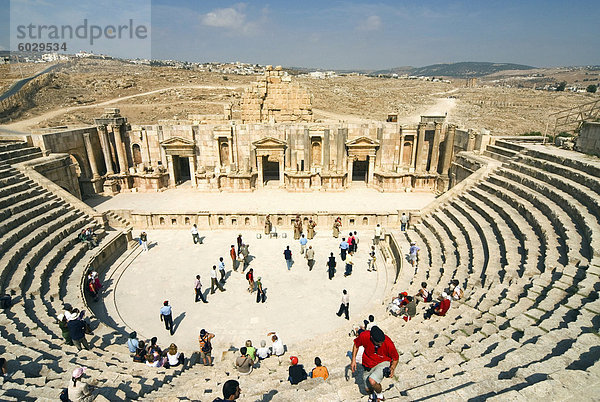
[347,155,353,187]
[257,155,264,188]
[303,128,310,172]
[399,134,405,170]
[113,124,128,174]
[166,154,176,187]
[97,125,114,175]
[291,150,298,172]
[410,135,418,170]
[189,156,197,188]
[442,124,457,175]
[278,154,285,188]
[285,131,291,169]
[429,122,442,174]
[336,128,345,172]
[228,137,234,165]
[376,127,383,169]
[415,123,427,173]
[323,129,330,172]
[367,154,375,185]
[83,132,100,178]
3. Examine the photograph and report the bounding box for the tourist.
[400,213,409,231]
[246,268,255,293]
[348,232,355,253]
[426,292,451,319]
[126,331,139,355]
[293,215,302,240]
[353,231,360,252]
[339,237,349,261]
[245,340,256,360]
[147,336,162,355]
[310,357,329,380]
[133,340,146,363]
[191,224,200,244]
[235,347,254,375]
[387,294,403,316]
[327,252,336,280]
[307,218,317,239]
[213,379,241,401]
[256,340,271,360]
[194,274,208,303]
[199,329,215,366]
[230,245,237,271]
[299,233,308,254]
[283,246,293,270]
[240,243,249,270]
[256,277,266,303]
[305,245,315,271]
[0,357,8,379]
[332,217,342,238]
[140,231,148,252]
[374,223,382,245]
[344,250,354,277]
[86,274,99,302]
[409,241,420,268]
[336,289,350,320]
[146,351,165,368]
[416,282,431,303]
[237,234,243,254]
[166,343,185,368]
[67,314,90,351]
[400,296,417,322]
[218,257,226,283]
[57,314,73,346]
[267,331,285,357]
[264,214,272,235]
[451,279,464,300]
[366,315,377,330]
[160,300,174,335]
[288,356,308,385]
[368,245,377,272]
[211,265,225,293]
[67,367,97,401]
[351,326,399,402]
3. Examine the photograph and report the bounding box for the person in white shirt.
[166,343,185,367]
[336,289,350,320]
[366,315,377,330]
[218,257,226,282]
[267,332,285,356]
[374,224,382,245]
[210,265,225,294]
[451,279,463,300]
[256,340,271,360]
[191,224,200,244]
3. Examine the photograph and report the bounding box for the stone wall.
[575,121,600,157]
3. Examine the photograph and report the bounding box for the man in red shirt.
[351,326,398,402]
[434,292,451,316]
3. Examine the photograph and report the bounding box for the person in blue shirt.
[127,331,139,354]
[339,238,349,261]
[299,234,308,254]
[160,301,174,335]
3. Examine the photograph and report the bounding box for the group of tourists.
[127,331,185,368]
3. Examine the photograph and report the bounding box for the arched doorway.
[220,142,230,166]
[402,141,413,167]
[311,140,322,167]
[132,144,143,166]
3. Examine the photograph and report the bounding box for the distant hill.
[372,62,536,78]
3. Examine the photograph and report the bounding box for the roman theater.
[0,65,599,401]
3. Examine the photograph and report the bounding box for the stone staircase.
[0,145,196,401]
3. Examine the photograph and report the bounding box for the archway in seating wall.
[69,153,91,179]
[132,143,143,166]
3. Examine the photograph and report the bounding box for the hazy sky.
[2,0,599,69]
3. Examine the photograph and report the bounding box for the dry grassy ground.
[1,59,597,135]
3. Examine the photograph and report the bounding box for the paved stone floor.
[109,229,390,356]
[87,186,437,214]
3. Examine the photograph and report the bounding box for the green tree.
[587,84,597,93]
[556,82,567,91]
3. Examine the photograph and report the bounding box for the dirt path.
[0,84,244,133]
